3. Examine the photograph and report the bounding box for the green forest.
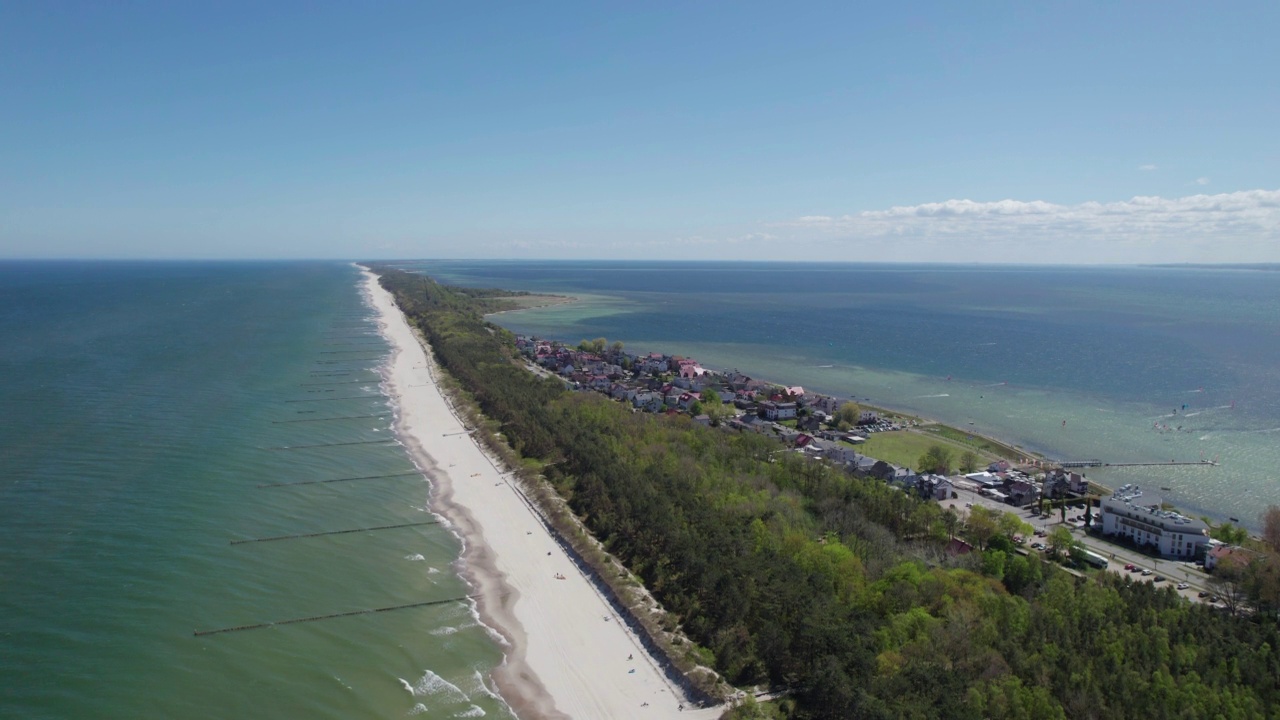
[372,267,1280,720]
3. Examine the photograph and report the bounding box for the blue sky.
[2,2,1277,262]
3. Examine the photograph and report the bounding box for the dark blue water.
[0,262,509,719]
[407,260,1280,528]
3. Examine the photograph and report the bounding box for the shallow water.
[407,260,1280,530]
[0,262,512,719]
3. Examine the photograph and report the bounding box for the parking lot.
[943,483,1218,605]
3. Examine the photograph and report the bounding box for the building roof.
[1101,494,1209,533]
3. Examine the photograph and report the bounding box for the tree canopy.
[372,266,1280,720]
[917,444,954,474]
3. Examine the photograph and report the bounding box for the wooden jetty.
[1056,459,1218,469]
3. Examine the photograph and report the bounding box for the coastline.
[475,293,1040,462]
[484,294,578,317]
[361,268,719,720]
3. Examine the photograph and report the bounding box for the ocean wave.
[399,670,470,703]
[469,669,503,702]
[408,702,429,716]
[916,393,950,398]
[404,553,426,562]
[454,706,486,718]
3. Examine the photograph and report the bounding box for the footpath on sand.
[363,269,724,720]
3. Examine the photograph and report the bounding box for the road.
[943,483,1220,606]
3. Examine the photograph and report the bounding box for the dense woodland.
[373,267,1280,720]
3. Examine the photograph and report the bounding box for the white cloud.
[1196,177,1211,185]
[777,189,1280,263]
[1139,164,1158,171]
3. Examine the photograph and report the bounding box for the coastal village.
[516,334,1254,601]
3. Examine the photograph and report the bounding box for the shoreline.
[483,294,578,317]
[476,292,1042,462]
[483,293,1044,466]
[360,268,719,720]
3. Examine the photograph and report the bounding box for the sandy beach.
[362,268,722,720]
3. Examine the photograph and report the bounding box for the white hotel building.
[1098,494,1210,558]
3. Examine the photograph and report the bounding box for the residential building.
[1097,494,1210,558]
[760,401,797,421]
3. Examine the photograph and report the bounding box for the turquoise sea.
[0,262,512,719]
[406,260,1280,532]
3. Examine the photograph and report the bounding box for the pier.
[1056,459,1218,469]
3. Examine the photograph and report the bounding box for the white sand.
[362,269,724,720]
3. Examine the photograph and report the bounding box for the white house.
[761,401,797,421]
[1098,494,1210,558]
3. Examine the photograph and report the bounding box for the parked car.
[1198,590,1209,598]
[1141,569,1153,576]
[1154,575,1166,583]
[1176,582,1190,590]
[1124,563,1136,571]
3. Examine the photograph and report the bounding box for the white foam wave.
[431,625,459,636]
[454,706,486,718]
[401,670,470,703]
[404,553,426,562]
[916,393,950,398]
[427,566,441,574]
[408,703,429,716]
[469,669,503,702]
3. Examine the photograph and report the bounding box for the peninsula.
[367,265,1280,720]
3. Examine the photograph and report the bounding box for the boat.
[1160,486,1171,491]
[1229,517,1240,523]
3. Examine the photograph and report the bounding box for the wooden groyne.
[193,595,476,637]
[267,439,396,450]
[257,471,420,488]
[229,520,439,545]
[272,413,391,424]
[284,395,381,403]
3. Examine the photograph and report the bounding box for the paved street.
[943,483,1220,605]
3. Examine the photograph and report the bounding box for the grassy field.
[916,423,1027,459]
[856,429,989,473]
